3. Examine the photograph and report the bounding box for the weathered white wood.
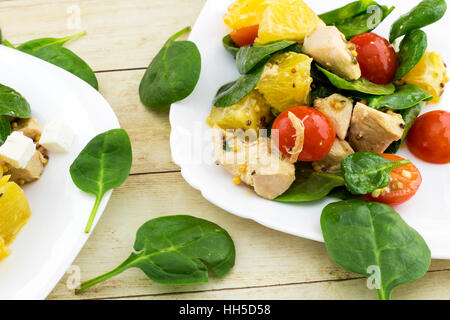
[0,0,207,72]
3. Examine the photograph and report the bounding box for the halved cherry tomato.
[406,110,450,164]
[363,154,422,205]
[271,106,335,162]
[230,25,259,47]
[350,33,398,85]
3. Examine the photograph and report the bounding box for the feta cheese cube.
[0,132,36,168]
[39,120,75,153]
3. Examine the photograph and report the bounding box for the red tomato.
[271,106,335,162]
[350,33,398,85]
[230,25,259,47]
[406,110,450,164]
[363,154,422,206]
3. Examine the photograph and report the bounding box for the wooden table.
[2,0,450,300]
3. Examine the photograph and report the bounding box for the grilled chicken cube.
[13,118,43,142]
[349,103,405,153]
[212,127,295,200]
[313,138,354,172]
[8,150,47,184]
[302,26,361,81]
[313,94,353,140]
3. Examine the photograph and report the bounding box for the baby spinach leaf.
[319,0,377,25]
[0,116,11,146]
[327,186,358,200]
[395,30,428,81]
[236,40,296,74]
[30,45,98,90]
[16,31,86,54]
[70,129,132,233]
[75,215,236,293]
[139,26,201,110]
[321,200,431,300]
[342,152,410,194]
[275,167,345,202]
[213,57,268,108]
[390,0,447,43]
[335,5,395,39]
[368,84,432,110]
[317,65,395,95]
[222,34,239,57]
[0,83,31,118]
[386,102,424,154]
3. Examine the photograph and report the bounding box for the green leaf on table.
[75,215,236,294]
[0,83,31,118]
[236,40,296,74]
[385,102,424,154]
[321,199,431,300]
[222,34,239,58]
[390,0,447,43]
[342,152,411,194]
[70,129,132,233]
[16,31,99,90]
[139,26,201,110]
[395,30,428,81]
[275,167,345,202]
[213,57,269,108]
[0,116,11,146]
[368,84,432,110]
[317,65,395,95]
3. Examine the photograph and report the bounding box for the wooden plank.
[117,270,450,300]
[96,70,179,174]
[0,0,207,72]
[48,172,450,300]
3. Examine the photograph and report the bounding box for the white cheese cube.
[39,120,75,153]
[0,131,36,168]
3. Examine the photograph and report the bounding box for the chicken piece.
[313,138,354,172]
[12,118,43,142]
[313,94,353,140]
[212,127,295,200]
[349,103,405,153]
[302,26,361,81]
[7,150,47,184]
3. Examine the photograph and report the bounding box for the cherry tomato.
[363,154,422,205]
[406,110,450,164]
[271,106,335,162]
[230,25,259,47]
[350,33,398,85]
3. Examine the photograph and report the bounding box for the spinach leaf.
[17,31,86,54]
[139,26,201,110]
[310,84,336,104]
[342,152,410,194]
[275,167,345,202]
[222,34,239,57]
[31,45,98,90]
[368,84,432,110]
[0,116,11,146]
[0,83,31,118]
[70,129,132,233]
[15,32,98,90]
[321,200,431,300]
[386,102,424,154]
[236,40,296,74]
[395,30,428,81]
[319,0,377,25]
[213,57,268,108]
[390,0,447,43]
[317,65,395,95]
[75,215,235,293]
[327,186,358,200]
[335,5,395,39]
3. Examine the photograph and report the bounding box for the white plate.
[170,0,450,258]
[0,45,120,299]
